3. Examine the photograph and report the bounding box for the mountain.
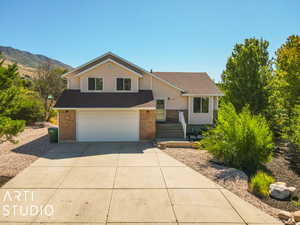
[0,46,73,74]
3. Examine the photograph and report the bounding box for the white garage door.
[77,110,139,142]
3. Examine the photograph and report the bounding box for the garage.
[77,110,139,142]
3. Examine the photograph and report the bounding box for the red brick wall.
[58,110,76,141]
[139,110,156,140]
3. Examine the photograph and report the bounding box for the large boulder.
[278,210,292,220]
[294,211,300,222]
[269,182,296,200]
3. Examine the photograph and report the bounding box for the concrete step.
[156,130,183,135]
[156,134,184,138]
[156,123,184,138]
[157,129,183,132]
[157,123,182,127]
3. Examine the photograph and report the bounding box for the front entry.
[156,99,166,122]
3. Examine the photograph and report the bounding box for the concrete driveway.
[0,142,282,225]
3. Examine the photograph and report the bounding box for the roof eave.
[182,93,224,96]
[53,107,156,110]
[73,58,143,78]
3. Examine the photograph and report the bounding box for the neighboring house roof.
[54,90,155,109]
[153,72,223,96]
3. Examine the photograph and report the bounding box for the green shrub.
[249,171,274,198]
[0,116,25,143]
[11,90,44,125]
[292,200,300,208]
[48,108,58,120]
[193,141,203,149]
[202,102,274,174]
[289,104,300,148]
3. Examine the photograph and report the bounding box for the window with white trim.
[193,97,209,113]
[88,78,103,91]
[116,78,131,91]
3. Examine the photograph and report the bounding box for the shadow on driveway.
[12,139,154,160]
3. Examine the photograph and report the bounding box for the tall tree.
[275,35,300,111]
[221,38,272,114]
[0,57,25,143]
[34,63,67,121]
[266,35,300,136]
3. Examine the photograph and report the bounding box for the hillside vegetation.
[0,46,72,77]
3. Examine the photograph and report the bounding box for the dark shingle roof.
[54,90,155,108]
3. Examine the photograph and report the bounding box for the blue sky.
[1,0,299,81]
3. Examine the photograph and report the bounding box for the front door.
[156,99,166,121]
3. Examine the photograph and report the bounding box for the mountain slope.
[0,46,72,70]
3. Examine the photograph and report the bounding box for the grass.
[249,171,275,198]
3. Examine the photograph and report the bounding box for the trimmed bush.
[202,102,274,174]
[249,171,274,198]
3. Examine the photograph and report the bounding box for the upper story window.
[88,78,103,91]
[193,97,209,113]
[116,78,131,91]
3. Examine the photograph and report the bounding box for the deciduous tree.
[221,38,272,114]
[34,63,67,121]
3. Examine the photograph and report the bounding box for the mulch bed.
[262,143,300,212]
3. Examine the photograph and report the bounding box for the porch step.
[157,123,182,129]
[156,123,184,139]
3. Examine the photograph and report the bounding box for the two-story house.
[54,52,223,142]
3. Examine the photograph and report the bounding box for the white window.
[88,78,103,91]
[116,78,131,91]
[193,97,209,113]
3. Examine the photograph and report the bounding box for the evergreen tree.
[0,58,25,143]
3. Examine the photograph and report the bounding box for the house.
[54,52,223,142]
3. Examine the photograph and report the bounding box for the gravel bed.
[0,126,55,186]
[263,147,300,212]
[162,148,281,218]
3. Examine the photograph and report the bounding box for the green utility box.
[48,127,58,143]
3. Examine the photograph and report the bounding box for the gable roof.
[62,52,185,92]
[62,52,146,78]
[62,52,222,96]
[153,72,223,96]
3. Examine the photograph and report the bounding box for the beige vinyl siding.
[188,96,214,124]
[74,61,139,92]
[140,74,188,110]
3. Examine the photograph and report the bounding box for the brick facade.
[166,110,188,123]
[58,110,76,141]
[139,110,156,140]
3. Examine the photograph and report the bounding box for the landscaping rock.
[269,182,296,200]
[215,167,248,190]
[278,210,292,220]
[294,211,300,222]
